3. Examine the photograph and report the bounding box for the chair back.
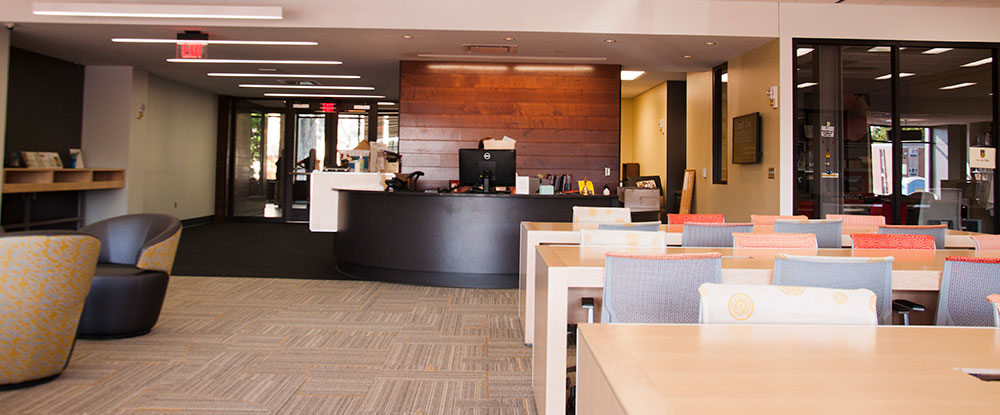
[825,214,886,227]
[597,222,661,232]
[602,252,722,324]
[850,234,935,250]
[750,214,808,226]
[732,232,817,249]
[667,214,724,225]
[579,229,667,247]
[572,206,631,224]
[971,235,1000,251]
[772,254,894,324]
[936,257,1000,327]
[681,223,753,247]
[989,294,1000,328]
[698,283,877,325]
[80,214,182,273]
[773,219,843,248]
[877,224,947,249]
[0,232,101,386]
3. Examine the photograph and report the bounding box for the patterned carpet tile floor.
[0,277,537,415]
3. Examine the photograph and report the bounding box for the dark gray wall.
[665,81,687,214]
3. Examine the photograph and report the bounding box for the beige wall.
[687,40,780,222]
[620,98,634,164]
[143,74,217,219]
[631,83,667,198]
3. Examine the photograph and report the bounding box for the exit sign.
[321,102,337,113]
[177,43,206,59]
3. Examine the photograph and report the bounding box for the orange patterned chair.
[750,214,809,226]
[878,224,948,249]
[731,232,817,249]
[825,214,886,227]
[77,214,182,338]
[850,233,935,250]
[666,214,725,225]
[1,232,101,388]
[971,235,1000,251]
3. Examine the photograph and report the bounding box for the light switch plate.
[604,167,610,176]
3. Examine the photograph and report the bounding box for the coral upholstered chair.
[971,235,1000,251]
[601,252,722,324]
[878,224,947,249]
[667,214,724,225]
[750,214,808,226]
[850,234,935,250]
[0,232,101,388]
[936,257,1000,327]
[731,232,817,249]
[826,214,886,227]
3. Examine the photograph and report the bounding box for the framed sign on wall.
[732,112,761,164]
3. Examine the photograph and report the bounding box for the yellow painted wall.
[687,39,780,222]
[620,98,634,163]
[631,83,667,201]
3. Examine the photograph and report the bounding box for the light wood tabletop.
[577,324,1000,415]
[530,245,1000,415]
[518,221,979,345]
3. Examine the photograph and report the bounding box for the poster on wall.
[970,146,996,169]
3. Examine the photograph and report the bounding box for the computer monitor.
[459,149,516,188]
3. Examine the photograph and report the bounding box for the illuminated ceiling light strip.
[874,72,915,80]
[33,2,282,19]
[922,48,953,55]
[239,84,375,90]
[416,54,606,62]
[961,57,992,67]
[425,64,508,71]
[514,65,594,72]
[168,58,341,64]
[796,82,817,89]
[264,93,386,98]
[377,102,396,106]
[621,70,645,81]
[208,73,359,79]
[796,48,814,57]
[113,38,316,46]
[867,46,891,53]
[939,82,976,90]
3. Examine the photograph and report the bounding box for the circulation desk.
[531,245,1000,415]
[576,324,1000,415]
[518,222,979,344]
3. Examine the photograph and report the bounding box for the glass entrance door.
[283,109,334,222]
[232,102,284,219]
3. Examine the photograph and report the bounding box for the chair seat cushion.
[94,263,162,277]
[77,264,170,338]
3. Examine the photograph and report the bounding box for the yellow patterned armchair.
[1,232,101,388]
[76,214,181,338]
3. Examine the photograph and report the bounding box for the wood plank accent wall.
[399,61,621,191]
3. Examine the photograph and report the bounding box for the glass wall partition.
[793,40,998,234]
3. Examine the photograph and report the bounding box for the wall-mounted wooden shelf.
[3,168,125,193]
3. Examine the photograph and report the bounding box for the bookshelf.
[3,168,125,193]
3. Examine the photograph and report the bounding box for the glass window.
[713,64,728,184]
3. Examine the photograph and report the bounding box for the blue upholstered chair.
[773,219,843,248]
[936,257,1000,327]
[772,254,896,325]
[597,222,661,232]
[681,223,753,247]
[601,252,722,324]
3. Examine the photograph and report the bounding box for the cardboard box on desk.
[482,136,516,150]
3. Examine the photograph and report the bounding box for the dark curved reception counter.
[334,190,617,288]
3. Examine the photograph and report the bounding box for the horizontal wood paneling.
[399,61,621,191]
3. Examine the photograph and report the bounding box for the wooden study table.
[518,221,978,345]
[531,245,1000,415]
[576,324,1000,414]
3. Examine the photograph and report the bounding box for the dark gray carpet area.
[172,221,350,280]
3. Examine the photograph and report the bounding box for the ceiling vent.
[461,44,518,55]
[277,79,320,86]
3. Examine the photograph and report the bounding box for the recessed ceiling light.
[377,102,396,106]
[621,70,645,81]
[867,46,891,53]
[504,37,516,41]
[797,82,818,89]
[33,2,282,19]
[682,55,692,59]
[239,84,375,90]
[167,58,342,64]
[705,41,716,46]
[208,73,360,79]
[922,48,953,55]
[939,82,976,90]
[796,48,814,57]
[961,57,992,67]
[112,38,316,46]
[604,39,616,43]
[264,93,386,98]
[874,72,915,80]
[416,54,606,62]
[401,35,413,39]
